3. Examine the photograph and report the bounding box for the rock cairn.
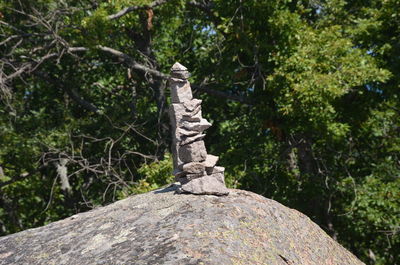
[169,62,229,195]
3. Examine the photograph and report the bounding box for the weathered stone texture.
[0,187,365,265]
[182,162,205,174]
[170,62,190,79]
[206,166,225,175]
[178,140,207,163]
[180,133,205,146]
[203,154,219,168]
[180,174,227,195]
[181,119,211,132]
[170,79,192,103]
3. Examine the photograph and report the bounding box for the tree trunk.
[127,9,170,160]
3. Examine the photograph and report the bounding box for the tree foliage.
[0,0,399,263]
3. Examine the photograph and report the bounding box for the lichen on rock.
[0,187,364,265]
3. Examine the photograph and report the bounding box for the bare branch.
[66,87,100,113]
[0,172,29,189]
[35,71,100,113]
[193,85,252,105]
[188,0,222,25]
[107,0,170,20]
[97,45,169,79]
[94,46,251,104]
[0,165,45,189]
[2,41,250,106]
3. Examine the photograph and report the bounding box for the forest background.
[0,0,399,264]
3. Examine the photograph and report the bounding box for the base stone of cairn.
[169,62,229,196]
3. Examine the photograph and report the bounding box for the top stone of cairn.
[171,62,190,80]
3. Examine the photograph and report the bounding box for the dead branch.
[97,46,169,79]
[107,0,170,20]
[0,165,45,189]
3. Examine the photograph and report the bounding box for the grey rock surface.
[0,187,364,265]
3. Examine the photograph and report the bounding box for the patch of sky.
[194,24,216,36]
[365,83,383,94]
[23,89,32,99]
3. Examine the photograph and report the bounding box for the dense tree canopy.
[0,0,399,264]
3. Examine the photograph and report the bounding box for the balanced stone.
[170,79,193,103]
[180,174,227,195]
[183,99,202,111]
[206,166,225,175]
[182,110,202,122]
[182,119,211,132]
[182,162,205,174]
[186,172,205,180]
[169,103,185,120]
[178,140,207,163]
[171,62,191,79]
[168,62,229,195]
[178,128,198,137]
[180,133,206,146]
[204,154,219,168]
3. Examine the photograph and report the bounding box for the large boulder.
[0,186,364,265]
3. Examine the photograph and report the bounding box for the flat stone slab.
[182,110,202,122]
[183,99,202,111]
[206,166,225,175]
[180,174,229,195]
[203,154,219,168]
[182,162,205,174]
[180,134,205,146]
[182,119,211,132]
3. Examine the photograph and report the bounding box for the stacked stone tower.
[169,62,229,195]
